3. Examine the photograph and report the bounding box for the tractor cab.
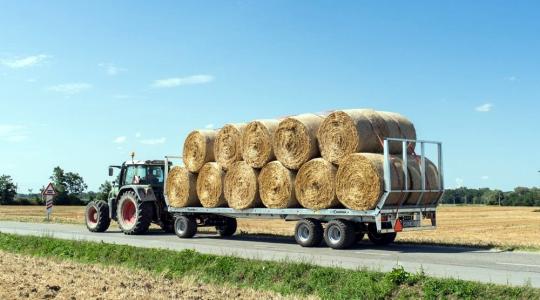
[85,156,174,235]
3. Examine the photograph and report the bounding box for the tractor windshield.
[123,165,164,185]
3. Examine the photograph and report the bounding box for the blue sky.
[0,1,539,192]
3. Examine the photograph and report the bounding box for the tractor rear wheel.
[85,200,111,232]
[117,191,153,235]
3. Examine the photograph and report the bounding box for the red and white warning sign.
[42,183,57,197]
[42,183,57,218]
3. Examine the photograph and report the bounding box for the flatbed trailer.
[164,138,444,249]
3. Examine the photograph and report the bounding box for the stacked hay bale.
[167,109,440,212]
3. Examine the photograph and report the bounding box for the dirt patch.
[0,250,310,300]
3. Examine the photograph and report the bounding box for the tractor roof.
[123,160,165,166]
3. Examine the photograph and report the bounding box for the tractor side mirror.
[108,167,114,176]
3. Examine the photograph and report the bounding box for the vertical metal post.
[383,139,391,192]
[437,142,444,190]
[402,140,409,190]
[420,142,426,190]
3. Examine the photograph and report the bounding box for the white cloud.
[47,83,92,95]
[0,125,29,142]
[0,54,49,69]
[455,177,464,188]
[475,103,493,112]
[506,76,518,82]
[99,63,125,76]
[113,136,126,144]
[140,137,166,145]
[135,132,141,138]
[151,75,214,88]
[481,175,489,180]
[204,123,214,129]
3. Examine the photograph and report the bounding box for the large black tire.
[324,219,356,249]
[295,219,323,247]
[216,217,237,237]
[117,191,153,235]
[368,231,397,246]
[85,200,111,232]
[174,215,197,238]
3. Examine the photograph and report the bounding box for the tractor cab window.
[147,166,164,185]
[123,165,147,185]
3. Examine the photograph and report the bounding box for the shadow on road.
[125,229,490,254]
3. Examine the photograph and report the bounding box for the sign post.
[42,183,57,221]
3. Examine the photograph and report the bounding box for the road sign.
[42,183,57,196]
[42,183,56,221]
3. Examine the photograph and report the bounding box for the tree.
[49,166,88,205]
[0,175,17,205]
[97,181,112,201]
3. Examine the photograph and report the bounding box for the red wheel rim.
[87,206,97,225]
[122,199,137,225]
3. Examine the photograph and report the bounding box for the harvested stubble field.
[1,205,539,249]
[0,250,300,300]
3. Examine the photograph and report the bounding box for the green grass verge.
[0,233,538,299]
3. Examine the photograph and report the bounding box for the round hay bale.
[379,111,417,151]
[335,153,406,210]
[317,109,382,164]
[183,130,216,173]
[242,119,280,168]
[377,111,403,154]
[196,162,226,208]
[405,157,440,205]
[224,161,261,209]
[295,158,339,209]
[274,114,324,170]
[166,166,199,208]
[258,161,298,208]
[214,123,246,170]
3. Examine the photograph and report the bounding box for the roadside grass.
[0,233,538,300]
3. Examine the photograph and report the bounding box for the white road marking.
[355,251,391,256]
[497,262,540,268]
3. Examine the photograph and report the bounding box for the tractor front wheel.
[85,200,111,232]
[117,191,153,235]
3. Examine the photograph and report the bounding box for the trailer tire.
[368,231,397,246]
[117,191,153,235]
[295,219,323,247]
[174,215,197,238]
[324,219,356,249]
[85,200,111,232]
[216,217,237,237]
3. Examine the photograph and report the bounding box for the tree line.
[1,169,539,207]
[0,167,111,205]
[441,187,540,206]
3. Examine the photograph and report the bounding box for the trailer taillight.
[394,219,403,232]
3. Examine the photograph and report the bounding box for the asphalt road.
[1,221,539,287]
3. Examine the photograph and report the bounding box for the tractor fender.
[118,185,158,203]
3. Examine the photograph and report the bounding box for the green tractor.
[84,158,174,234]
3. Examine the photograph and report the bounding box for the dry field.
[1,205,539,249]
[0,250,308,300]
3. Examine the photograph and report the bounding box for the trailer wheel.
[117,191,152,235]
[295,219,323,247]
[216,217,237,237]
[324,219,356,249]
[174,215,197,238]
[368,231,397,246]
[85,200,111,232]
